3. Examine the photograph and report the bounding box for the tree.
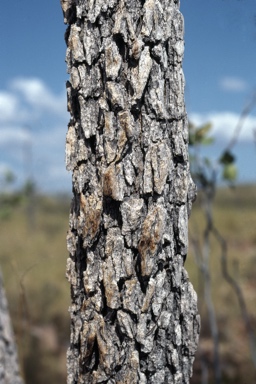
[61,0,200,382]
[0,270,23,384]
[189,118,256,382]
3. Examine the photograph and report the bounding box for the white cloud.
[190,111,256,141]
[0,91,30,123]
[0,77,69,192]
[10,77,67,116]
[219,76,248,92]
[0,77,68,125]
[0,92,19,120]
[0,126,32,144]
[2,76,254,192]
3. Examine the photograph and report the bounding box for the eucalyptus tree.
[61,0,200,382]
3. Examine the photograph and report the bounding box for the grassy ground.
[188,185,256,383]
[0,194,70,383]
[0,186,255,383]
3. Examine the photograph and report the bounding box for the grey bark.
[61,0,200,383]
[0,270,24,384]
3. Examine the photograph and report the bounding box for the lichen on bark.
[61,0,200,382]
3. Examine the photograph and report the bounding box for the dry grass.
[0,195,70,384]
[188,184,256,383]
[0,186,255,383]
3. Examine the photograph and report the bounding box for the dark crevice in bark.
[91,338,100,372]
[103,307,117,324]
[70,195,78,216]
[128,56,140,69]
[143,40,158,50]
[76,159,87,169]
[136,339,146,364]
[140,276,150,294]
[100,279,108,310]
[133,251,149,293]
[135,14,144,35]
[131,101,142,120]
[64,4,77,26]
[116,322,125,343]
[117,277,126,292]
[116,141,133,166]
[121,308,138,324]
[67,83,81,120]
[87,135,97,155]
[173,154,185,164]
[169,362,177,375]
[65,24,71,45]
[130,62,150,116]
[77,242,87,287]
[125,80,134,97]
[113,33,126,60]
[103,198,122,226]
[160,114,187,123]
[182,254,187,264]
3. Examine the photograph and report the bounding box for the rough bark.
[0,270,24,384]
[61,0,200,383]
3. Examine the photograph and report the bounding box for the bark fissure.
[62,0,200,382]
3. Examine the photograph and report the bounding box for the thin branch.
[190,188,222,384]
[224,91,256,153]
[212,226,256,370]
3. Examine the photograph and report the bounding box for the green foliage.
[23,179,36,196]
[222,163,238,182]
[0,193,22,220]
[0,170,17,220]
[0,171,23,220]
[189,121,238,186]
[219,150,236,165]
[189,121,214,146]
[4,170,15,185]
[0,171,38,223]
[219,150,237,182]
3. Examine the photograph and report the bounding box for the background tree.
[0,270,23,384]
[61,0,200,383]
[188,101,256,383]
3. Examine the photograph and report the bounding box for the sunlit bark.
[61,0,200,382]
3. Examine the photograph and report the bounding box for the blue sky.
[181,0,256,113]
[0,0,256,193]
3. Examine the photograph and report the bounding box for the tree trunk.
[0,270,24,384]
[61,0,200,383]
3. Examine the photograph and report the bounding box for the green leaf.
[219,150,235,165]
[195,122,212,141]
[4,170,15,185]
[189,132,196,146]
[222,164,237,182]
[201,136,214,146]
[189,122,213,146]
